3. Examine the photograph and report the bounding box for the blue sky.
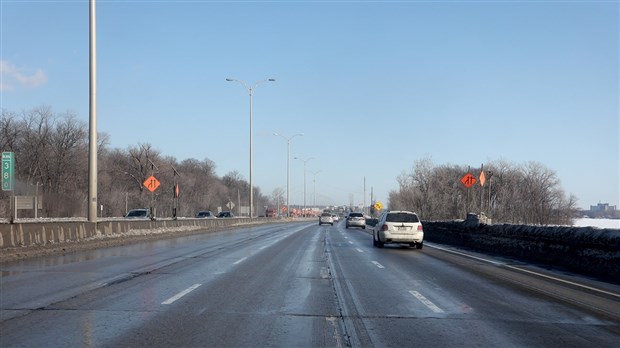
[1,0,618,210]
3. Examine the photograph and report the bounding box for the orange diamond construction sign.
[460,173,476,188]
[144,175,161,192]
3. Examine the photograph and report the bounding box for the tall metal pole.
[313,170,321,210]
[294,156,314,217]
[227,78,275,218]
[249,88,253,218]
[286,138,290,217]
[274,133,303,218]
[88,0,98,222]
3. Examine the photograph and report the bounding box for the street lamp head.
[268,78,276,82]
[225,78,233,81]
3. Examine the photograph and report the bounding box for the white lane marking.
[429,244,504,266]
[356,248,364,253]
[233,257,247,265]
[371,261,385,269]
[409,290,444,313]
[428,244,620,299]
[162,284,201,305]
[348,241,354,244]
[259,245,268,250]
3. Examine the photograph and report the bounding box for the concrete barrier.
[0,218,282,248]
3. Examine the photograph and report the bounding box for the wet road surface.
[1,221,619,347]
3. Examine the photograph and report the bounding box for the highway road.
[1,221,619,347]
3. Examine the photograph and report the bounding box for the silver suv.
[372,210,424,249]
[346,212,366,229]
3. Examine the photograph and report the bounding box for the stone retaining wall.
[423,220,620,283]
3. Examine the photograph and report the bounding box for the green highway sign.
[2,152,14,191]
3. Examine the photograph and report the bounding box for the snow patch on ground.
[573,218,620,229]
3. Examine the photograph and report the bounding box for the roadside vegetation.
[0,106,275,218]
[388,157,578,225]
[2,106,577,224]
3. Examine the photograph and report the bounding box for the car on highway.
[217,211,234,218]
[332,214,339,222]
[124,208,151,219]
[195,211,215,218]
[319,212,334,225]
[372,210,424,249]
[345,212,366,229]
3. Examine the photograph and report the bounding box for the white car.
[319,212,334,225]
[372,210,424,249]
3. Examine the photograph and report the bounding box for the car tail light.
[417,225,423,231]
[382,224,388,231]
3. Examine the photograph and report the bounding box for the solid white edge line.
[162,284,201,305]
[427,243,620,299]
[409,290,444,313]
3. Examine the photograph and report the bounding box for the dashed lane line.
[409,290,444,313]
[233,257,247,265]
[162,284,202,305]
[371,261,385,269]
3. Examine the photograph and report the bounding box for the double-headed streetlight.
[226,77,275,218]
[294,156,314,217]
[274,132,303,218]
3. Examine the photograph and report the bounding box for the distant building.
[583,203,619,219]
[590,203,617,212]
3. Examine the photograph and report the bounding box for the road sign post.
[143,175,160,220]
[2,152,15,223]
[2,152,14,191]
[460,172,476,215]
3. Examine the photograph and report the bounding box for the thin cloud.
[0,60,48,91]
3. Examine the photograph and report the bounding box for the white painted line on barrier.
[409,290,444,313]
[162,284,201,305]
[371,261,384,269]
[233,257,247,265]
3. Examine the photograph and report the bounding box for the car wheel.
[376,233,384,248]
[362,225,366,229]
[345,224,349,229]
[372,233,378,247]
[416,242,423,250]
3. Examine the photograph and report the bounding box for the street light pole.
[313,170,321,210]
[274,132,303,218]
[226,77,275,218]
[294,156,314,217]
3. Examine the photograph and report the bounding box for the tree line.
[1,106,278,218]
[2,107,578,224]
[387,157,579,225]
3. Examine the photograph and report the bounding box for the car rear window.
[321,213,332,217]
[349,213,363,217]
[386,213,419,223]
